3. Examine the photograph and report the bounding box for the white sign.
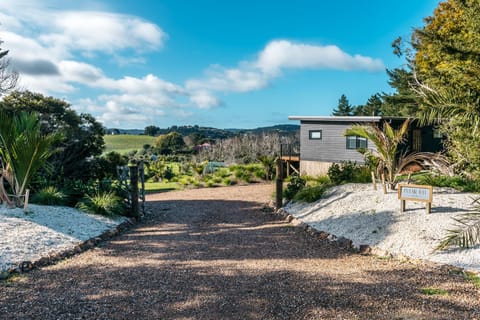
[399,186,431,201]
[398,184,433,213]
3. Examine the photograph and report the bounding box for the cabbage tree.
[0,111,59,206]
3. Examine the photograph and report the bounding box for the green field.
[104,134,156,154]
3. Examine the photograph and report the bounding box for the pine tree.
[331,94,354,116]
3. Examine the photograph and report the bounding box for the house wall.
[299,120,376,164]
[300,160,333,176]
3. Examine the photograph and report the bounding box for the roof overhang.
[288,116,383,122]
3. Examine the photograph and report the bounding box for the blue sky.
[0,0,440,129]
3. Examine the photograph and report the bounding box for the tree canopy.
[331,94,354,116]
[407,0,480,178]
[0,91,105,181]
[144,125,160,136]
[412,0,480,99]
[155,132,186,155]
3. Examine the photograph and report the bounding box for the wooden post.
[371,171,377,191]
[24,189,30,213]
[275,158,283,210]
[129,164,140,220]
[381,173,387,194]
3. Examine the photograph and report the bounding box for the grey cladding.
[300,121,375,163]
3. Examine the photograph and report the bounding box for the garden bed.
[0,204,130,277]
[284,183,480,273]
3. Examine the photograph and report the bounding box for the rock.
[20,261,33,272]
[0,271,10,280]
[317,231,330,240]
[359,245,372,255]
[337,237,352,249]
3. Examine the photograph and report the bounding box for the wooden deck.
[280,155,300,162]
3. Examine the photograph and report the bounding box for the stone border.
[0,218,137,280]
[271,207,476,275]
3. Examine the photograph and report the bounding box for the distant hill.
[226,124,300,135]
[106,124,299,141]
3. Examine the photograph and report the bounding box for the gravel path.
[1,184,479,319]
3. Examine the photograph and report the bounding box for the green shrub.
[303,175,330,184]
[328,161,370,184]
[163,166,175,180]
[234,167,252,183]
[222,177,237,186]
[215,168,232,178]
[31,186,68,206]
[293,183,331,203]
[283,174,306,200]
[76,191,125,216]
[353,165,373,183]
[205,180,215,187]
[413,174,480,192]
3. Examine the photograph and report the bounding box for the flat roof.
[288,116,409,122]
[288,116,381,122]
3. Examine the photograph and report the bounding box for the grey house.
[288,116,444,176]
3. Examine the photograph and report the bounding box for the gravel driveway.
[1,184,479,319]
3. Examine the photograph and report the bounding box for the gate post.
[275,158,283,210]
[129,163,140,220]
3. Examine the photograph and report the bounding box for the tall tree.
[155,132,186,155]
[144,125,160,136]
[354,94,384,116]
[408,0,480,178]
[0,40,18,96]
[381,68,420,116]
[412,0,480,100]
[332,94,354,116]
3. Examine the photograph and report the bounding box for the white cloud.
[189,90,222,109]
[186,65,268,93]
[257,40,385,74]
[40,11,166,55]
[98,74,184,95]
[59,61,104,83]
[186,40,385,102]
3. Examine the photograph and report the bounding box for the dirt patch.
[1,184,479,319]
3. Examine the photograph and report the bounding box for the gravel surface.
[1,184,479,319]
[285,183,480,273]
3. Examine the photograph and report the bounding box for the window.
[433,129,443,139]
[346,136,367,149]
[309,130,322,140]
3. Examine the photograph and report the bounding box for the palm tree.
[345,119,411,189]
[0,111,59,206]
[436,207,480,250]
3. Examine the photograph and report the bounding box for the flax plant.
[0,111,59,206]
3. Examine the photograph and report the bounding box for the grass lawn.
[104,134,156,154]
[143,181,183,193]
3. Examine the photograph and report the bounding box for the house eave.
[288,115,412,123]
[288,116,382,122]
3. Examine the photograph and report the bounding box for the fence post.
[275,158,283,210]
[129,163,140,220]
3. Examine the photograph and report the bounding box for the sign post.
[398,184,433,214]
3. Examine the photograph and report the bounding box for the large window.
[309,130,322,140]
[346,136,367,149]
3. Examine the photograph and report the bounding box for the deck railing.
[280,143,300,160]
